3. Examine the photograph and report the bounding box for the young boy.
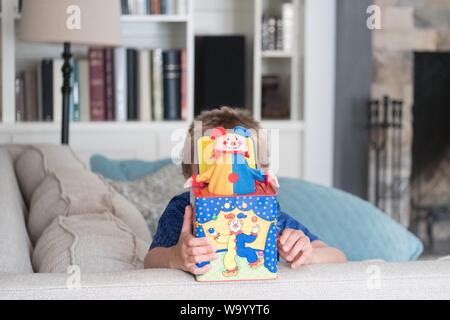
[144,107,346,274]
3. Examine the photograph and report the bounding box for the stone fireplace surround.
[372,0,450,238]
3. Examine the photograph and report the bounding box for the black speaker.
[195,36,246,115]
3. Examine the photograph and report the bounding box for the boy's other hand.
[277,228,313,268]
[170,205,218,275]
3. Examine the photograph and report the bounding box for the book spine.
[104,48,116,121]
[176,0,187,15]
[24,70,38,121]
[126,48,138,120]
[275,18,283,51]
[267,17,277,51]
[78,59,90,122]
[163,50,181,120]
[72,61,81,122]
[151,0,161,14]
[152,49,164,121]
[36,63,43,120]
[138,50,152,121]
[88,48,106,121]
[41,59,54,122]
[114,47,127,122]
[121,0,129,14]
[282,3,294,52]
[52,59,63,123]
[15,73,25,122]
[181,48,187,120]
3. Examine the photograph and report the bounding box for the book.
[88,48,106,121]
[126,48,138,120]
[267,17,277,51]
[114,47,128,122]
[180,49,187,120]
[138,49,152,121]
[161,0,175,14]
[121,0,130,15]
[15,73,25,122]
[104,48,116,121]
[36,63,43,120]
[72,61,81,122]
[275,17,283,51]
[152,49,164,121]
[282,3,294,52]
[77,59,90,122]
[23,69,38,121]
[176,0,187,15]
[191,129,278,282]
[52,59,63,123]
[41,59,54,121]
[162,50,181,120]
[151,0,161,14]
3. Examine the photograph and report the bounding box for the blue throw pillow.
[277,177,423,262]
[90,154,172,181]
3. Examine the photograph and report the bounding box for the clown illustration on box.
[185,126,279,281]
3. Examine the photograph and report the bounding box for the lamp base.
[61,42,72,145]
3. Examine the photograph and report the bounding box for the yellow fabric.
[195,153,234,195]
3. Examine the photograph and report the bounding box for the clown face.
[216,133,247,152]
[228,219,243,233]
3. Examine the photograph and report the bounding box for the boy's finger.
[286,238,306,261]
[181,206,193,233]
[191,264,212,275]
[189,253,218,264]
[188,245,216,256]
[282,232,301,252]
[278,229,293,245]
[187,236,210,247]
[292,247,312,268]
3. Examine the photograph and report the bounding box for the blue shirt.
[150,192,319,250]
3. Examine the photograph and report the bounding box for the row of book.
[121,0,188,15]
[261,3,294,52]
[15,47,187,122]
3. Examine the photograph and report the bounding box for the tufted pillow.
[29,169,151,244]
[15,145,85,205]
[108,164,186,235]
[32,213,148,273]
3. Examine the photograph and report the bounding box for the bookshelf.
[0,0,311,179]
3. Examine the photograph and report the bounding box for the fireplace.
[411,52,450,247]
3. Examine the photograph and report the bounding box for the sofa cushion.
[15,145,85,205]
[32,213,148,273]
[29,170,151,244]
[90,154,171,181]
[277,177,423,261]
[0,149,33,273]
[108,164,186,235]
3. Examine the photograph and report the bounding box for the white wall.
[303,0,336,187]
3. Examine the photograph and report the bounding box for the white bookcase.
[0,0,310,179]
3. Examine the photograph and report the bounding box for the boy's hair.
[181,106,269,178]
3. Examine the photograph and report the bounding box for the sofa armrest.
[0,260,449,300]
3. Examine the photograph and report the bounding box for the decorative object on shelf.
[261,75,289,119]
[18,0,122,144]
[368,95,405,223]
[261,3,294,53]
[185,126,279,282]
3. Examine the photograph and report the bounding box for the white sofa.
[0,144,449,300]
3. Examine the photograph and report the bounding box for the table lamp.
[19,0,122,144]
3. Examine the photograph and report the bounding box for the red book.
[181,49,187,120]
[104,48,116,121]
[88,48,106,121]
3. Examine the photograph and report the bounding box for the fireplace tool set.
[368,96,404,222]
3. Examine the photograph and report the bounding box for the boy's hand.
[170,206,218,275]
[278,228,313,268]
